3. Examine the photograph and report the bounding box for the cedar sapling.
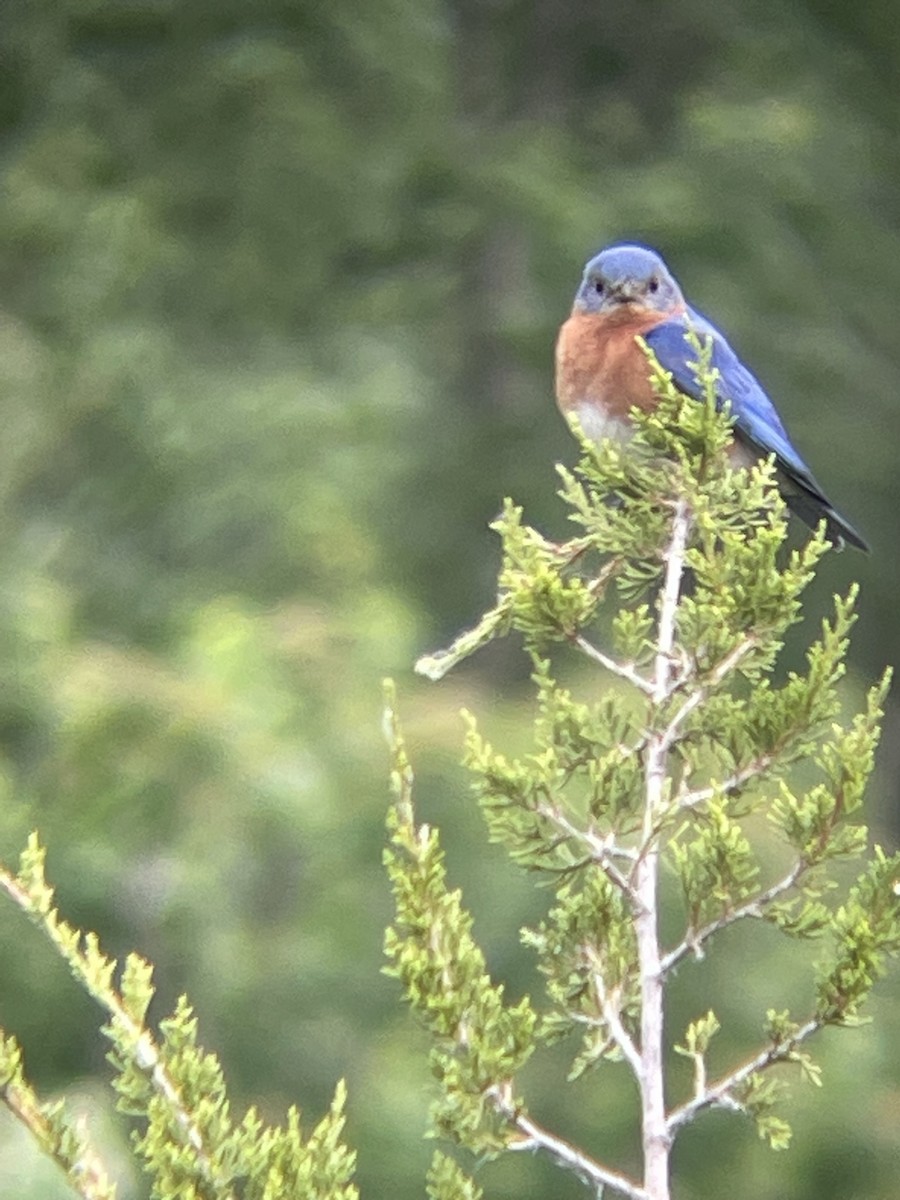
[384,338,900,1200]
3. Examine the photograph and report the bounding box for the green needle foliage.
[0,835,359,1200]
[387,345,900,1200]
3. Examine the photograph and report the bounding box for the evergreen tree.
[385,346,900,1199]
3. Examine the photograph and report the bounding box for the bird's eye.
[593,279,605,295]
[648,277,660,294]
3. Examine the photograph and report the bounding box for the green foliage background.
[0,3,898,1197]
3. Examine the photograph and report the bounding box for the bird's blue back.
[645,308,822,497]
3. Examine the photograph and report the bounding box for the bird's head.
[573,244,684,317]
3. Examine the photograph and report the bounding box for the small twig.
[590,962,643,1081]
[1,1075,115,1200]
[415,540,615,682]
[661,860,805,976]
[573,635,654,694]
[491,1086,647,1200]
[0,868,235,1200]
[678,750,779,810]
[653,500,691,707]
[415,596,513,680]
[659,635,756,752]
[535,802,637,900]
[667,1018,821,1136]
[667,645,694,695]
[586,554,626,595]
[691,1041,707,1099]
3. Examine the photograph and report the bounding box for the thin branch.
[653,499,691,707]
[0,867,235,1200]
[661,860,805,976]
[586,554,627,596]
[415,540,615,682]
[535,800,638,900]
[633,496,692,1200]
[690,1041,707,1099]
[573,635,654,694]
[666,645,694,696]
[590,963,644,1081]
[678,749,778,810]
[415,595,513,680]
[660,635,756,752]
[1,1075,115,1200]
[667,1018,821,1136]
[491,1087,647,1200]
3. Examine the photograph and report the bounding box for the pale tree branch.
[415,596,513,681]
[633,496,692,1200]
[415,542,616,682]
[0,867,236,1200]
[659,635,757,751]
[573,634,654,694]
[589,959,644,1081]
[0,1073,115,1200]
[667,1018,821,1136]
[661,860,806,976]
[489,1085,648,1200]
[677,749,779,810]
[534,799,638,900]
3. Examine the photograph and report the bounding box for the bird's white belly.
[570,403,632,445]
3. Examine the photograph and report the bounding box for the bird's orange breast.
[555,309,671,437]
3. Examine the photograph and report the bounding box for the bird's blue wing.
[644,309,818,488]
[643,309,868,550]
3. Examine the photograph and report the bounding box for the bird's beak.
[608,278,641,304]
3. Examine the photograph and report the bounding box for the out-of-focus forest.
[0,2,899,1197]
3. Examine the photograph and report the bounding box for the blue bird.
[555,243,868,550]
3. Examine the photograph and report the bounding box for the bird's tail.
[784,488,869,553]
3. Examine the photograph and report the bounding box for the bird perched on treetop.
[555,243,868,551]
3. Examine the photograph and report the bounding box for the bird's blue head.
[573,244,684,316]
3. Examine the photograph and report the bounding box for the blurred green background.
[0,2,898,1197]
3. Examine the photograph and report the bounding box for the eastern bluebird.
[555,243,868,551]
